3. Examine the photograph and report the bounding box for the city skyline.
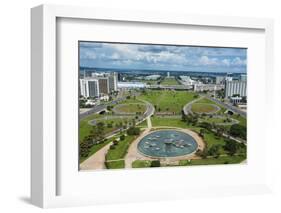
[80,42,247,73]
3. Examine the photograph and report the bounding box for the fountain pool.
[137,130,198,158]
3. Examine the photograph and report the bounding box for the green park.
[79,86,247,170]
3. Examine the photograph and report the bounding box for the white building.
[225,76,233,82]
[225,80,247,98]
[180,76,196,85]
[80,78,99,97]
[194,83,224,92]
[216,76,225,84]
[117,82,146,89]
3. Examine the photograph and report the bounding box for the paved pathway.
[80,142,112,170]
[183,96,204,115]
[125,116,152,168]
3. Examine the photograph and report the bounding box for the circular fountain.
[137,130,198,158]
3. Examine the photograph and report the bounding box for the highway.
[79,97,126,120]
[204,95,247,118]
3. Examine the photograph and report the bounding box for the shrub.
[196,149,208,159]
[120,135,125,141]
[150,160,161,167]
[110,144,116,150]
[127,127,140,136]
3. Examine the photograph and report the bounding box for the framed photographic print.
[31,4,274,208]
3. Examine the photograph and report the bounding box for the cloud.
[232,57,246,66]
[199,56,219,66]
[79,42,247,73]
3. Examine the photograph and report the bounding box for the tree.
[199,122,212,131]
[196,149,208,159]
[199,129,205,138]
[181,110,187,122]
[224,139,239,156]
[120,135,125,141]
[208,145,221,158]
[229,124,246,139]
[186,113,198,126]
[215,126,225,137]
[127,126,140,136]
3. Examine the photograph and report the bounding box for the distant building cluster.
[117,82,146,88]
[80,72,118,98]
[194,84,224,92]
[144,74,161,80]
[180,76,196,86]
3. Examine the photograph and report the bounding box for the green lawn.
[231,114,247,127]
[191,103,218,113]
[196,98,226,113]
[105,160,125,169]
[151,116,203,133]
[105,135,135,160]
[137,119,148,128]
[151,116,187,128]
[179,154,246,166]
[79,114,110,141]
[203,130,227,153]
[160,78,180,85]
[114,103,146,114]
[132,160,152,168]
[139,90,195,114]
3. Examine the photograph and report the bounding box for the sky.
[79,42,247,73]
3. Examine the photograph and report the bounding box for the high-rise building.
[88,80,99,97]
[108,72,118,92]
[80,72,118,97]
[225,80,247,98]
[80,79,99,97]
[98,78,110,94]
[167,72,170,77]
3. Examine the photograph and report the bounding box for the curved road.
[204,95,246,118]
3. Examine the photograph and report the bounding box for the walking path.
[183,96,204,115]
[80,142,112,170]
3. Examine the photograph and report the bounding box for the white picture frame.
[31,4,274,208]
